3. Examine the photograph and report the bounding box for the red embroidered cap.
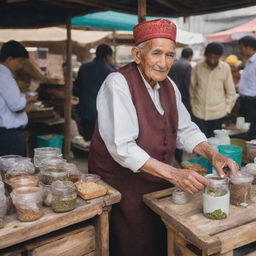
[133,19,177,45]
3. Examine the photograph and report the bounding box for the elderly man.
[88,20,238,256]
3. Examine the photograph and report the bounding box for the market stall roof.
[0,0,255,28]
[0,27,112,45]
[206,18,256,43]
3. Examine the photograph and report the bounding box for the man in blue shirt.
[73,44,114,140]
[238,36,256,139]
[0,40,33,156]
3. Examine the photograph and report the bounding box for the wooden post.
[112,30,117,66]
[138,0,147,23]
[64,14,72,160]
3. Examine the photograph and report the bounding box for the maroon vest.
[89,62,178,193]
[88,62,179,256]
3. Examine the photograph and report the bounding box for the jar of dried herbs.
[203,174,229,220]
[10,186,43,222]
[51,180,77,213]
[230,173,253,207]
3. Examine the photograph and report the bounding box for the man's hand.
[168,168,209,194]
[211,152,239,177]
[193,141,239,177]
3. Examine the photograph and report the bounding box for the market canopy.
[0,0,255,28]
[0,27,112,45]
[206,18,256,43]
[72,11,205,45]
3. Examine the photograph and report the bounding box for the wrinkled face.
[132,38,176,86]
[6,57,25,73]
[205,53,221,69]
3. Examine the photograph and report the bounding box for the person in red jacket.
[88,19,238,256]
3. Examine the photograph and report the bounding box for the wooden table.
[0,182,121,256]
[144,187,256,256]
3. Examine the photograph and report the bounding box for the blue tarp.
[72,11,166,31]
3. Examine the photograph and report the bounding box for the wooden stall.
[0,182,121,256]
[144,187,256,256]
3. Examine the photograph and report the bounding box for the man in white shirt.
[0,40,35,156]
[238,36,256,140]
[88,19,238,256]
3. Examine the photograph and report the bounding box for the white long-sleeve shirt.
[97,70,207,172]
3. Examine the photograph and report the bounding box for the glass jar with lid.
[6,157,35,179]
[39,158,67,185]
[0,155,22,180]
[244,163,256,185]
[10,186,43,222]
[33,147,61,170]
[203,174,230,219]
[63,163,81,183]
[51,180,77,213]
[230,173,253,207]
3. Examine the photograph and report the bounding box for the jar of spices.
[5,157,35,179]
[39,158,67,185]
[51,180,77,213]
[230,173,253,207]
[203,174,230,219]
[244,163,256,185]
[10,186,43,222]
[0,155,22,180]
[0,191,7,228]
[8,175,39,190]
[33,147,61,170]
[63,163,81,183]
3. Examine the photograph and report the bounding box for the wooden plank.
[244,251,256,256]
[28,225,95,256]
[216,222,256,253]
[138,0,147,23]
[94,207,111,256]
[0,182,121,250]
[63,14,72,160]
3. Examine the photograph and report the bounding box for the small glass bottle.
[203,174,230,220]
[51,180,77,213]
[230,173,253,207]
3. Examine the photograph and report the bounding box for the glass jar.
[172,188,190,205]
[8,175,39,190]
[230,173,253,207]
[244,163,256,185]
[51,180,77,213]
[63,163,81,183]
[5,157,35,179]
[33,147,61,170]
[203,174,230,219]
[39,158,67,185]
[40,183,52,207]
[10,186,43,222]
[0,155,22,180]
[80,174,101,183]
[0,192,7,228]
